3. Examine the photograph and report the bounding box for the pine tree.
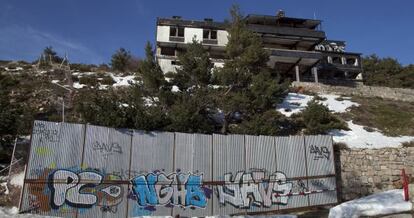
[166,40,217,133]
[111,48,132,72]
[0,74,22,162]
[43,46,63,63]
[213,5,287,134]
[300,100,349,134]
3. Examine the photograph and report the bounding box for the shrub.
[300,100,349,134]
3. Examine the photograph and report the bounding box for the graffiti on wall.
[216,171,293,208]
[23,121,337,216]
[130,171,207,208]
[309,145,331,160]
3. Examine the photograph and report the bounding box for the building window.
[347,58,358,66]
[160,47,175,56]
[170,26,184,37]
[203,29,217,40]
[332,57,342,64]
[171,60,181,66]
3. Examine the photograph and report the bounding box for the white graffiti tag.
[217,171,293,208]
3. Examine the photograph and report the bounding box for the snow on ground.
[109,73,136,87]
[1,182,9,195]
[277,92,414,148]
[72,82,87,89]
[0,207,55,217]
[276,93,314,117]
[276,93,358,117]
[9,171,25,187]
[330,121,414,148]
[329,189,412,218]
[50,80,59,84]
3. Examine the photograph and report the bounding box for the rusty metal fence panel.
[21,121,337,217]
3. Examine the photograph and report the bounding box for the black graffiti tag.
[92,141,122,158]
[309,145,330,160]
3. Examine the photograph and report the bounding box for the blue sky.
[1,0,413,65]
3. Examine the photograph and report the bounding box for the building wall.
[184,27,203,43]
[336,147,414,201]
[156,25,170,42]
[217,30,228,46]
[156,25,228,46]
[157,57,177,73]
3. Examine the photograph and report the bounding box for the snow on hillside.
[108,73,136,87]
[329,189,412,218]
[277,93,414,148]
[70,72,137,89]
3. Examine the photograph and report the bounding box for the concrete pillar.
[295,65,300,82]
[312,67,319,83]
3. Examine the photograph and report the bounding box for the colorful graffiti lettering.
[130,172,207,208]
[216,171,293,208]
[48,169,123,210]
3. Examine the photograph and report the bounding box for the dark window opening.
[203,30,209,39]
[332,57,342,64]
[160,47,175,56]
[170,26,184,37]
[203,29,217,40]
[211,30,217,40]
[169,27,177,37]
[347,58,357,66]
[171,60,181,66]
[177,27,184,37]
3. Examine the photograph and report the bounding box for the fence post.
[402,169,409,201]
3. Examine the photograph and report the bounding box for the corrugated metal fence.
[20,120,337,217]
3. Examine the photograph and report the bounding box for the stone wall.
[336,147,414,201]
[292,82,414,102]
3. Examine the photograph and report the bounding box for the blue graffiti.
[131,172,207,208]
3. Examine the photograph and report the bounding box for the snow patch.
[73,82,87,89]
[329,189,412,218]
[330,121,414,148]
[276,93,358,117]
[319,94,359,113]
[9,171,25,187]
[109,73,136,87]
[276,93,314,117]
[0,206,55,217]
[51,80,59,84]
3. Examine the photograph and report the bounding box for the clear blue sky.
[1,0,413,65]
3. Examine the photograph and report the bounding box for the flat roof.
[245,14,322,29]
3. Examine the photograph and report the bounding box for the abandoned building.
[155,11,363,83]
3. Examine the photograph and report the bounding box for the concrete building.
[155,11,362,83]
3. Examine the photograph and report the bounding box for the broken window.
[170,26,184,37]
[160,47,175,56]
[332,57,342,64]
[203,29,218,40]
[171,60,181,66]
[346,58,358,66]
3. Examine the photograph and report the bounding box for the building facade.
[155,12,362,83]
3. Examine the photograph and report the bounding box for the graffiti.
[48,169,124,210]
[130,172,207,208]
[311,179,325,187]
[92,141,122,158]
[32,122,59,142]
[315,42,345,52]
[217,171,293,208]
[309,145,330,160]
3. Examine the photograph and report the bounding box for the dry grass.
[341,96,414,137]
